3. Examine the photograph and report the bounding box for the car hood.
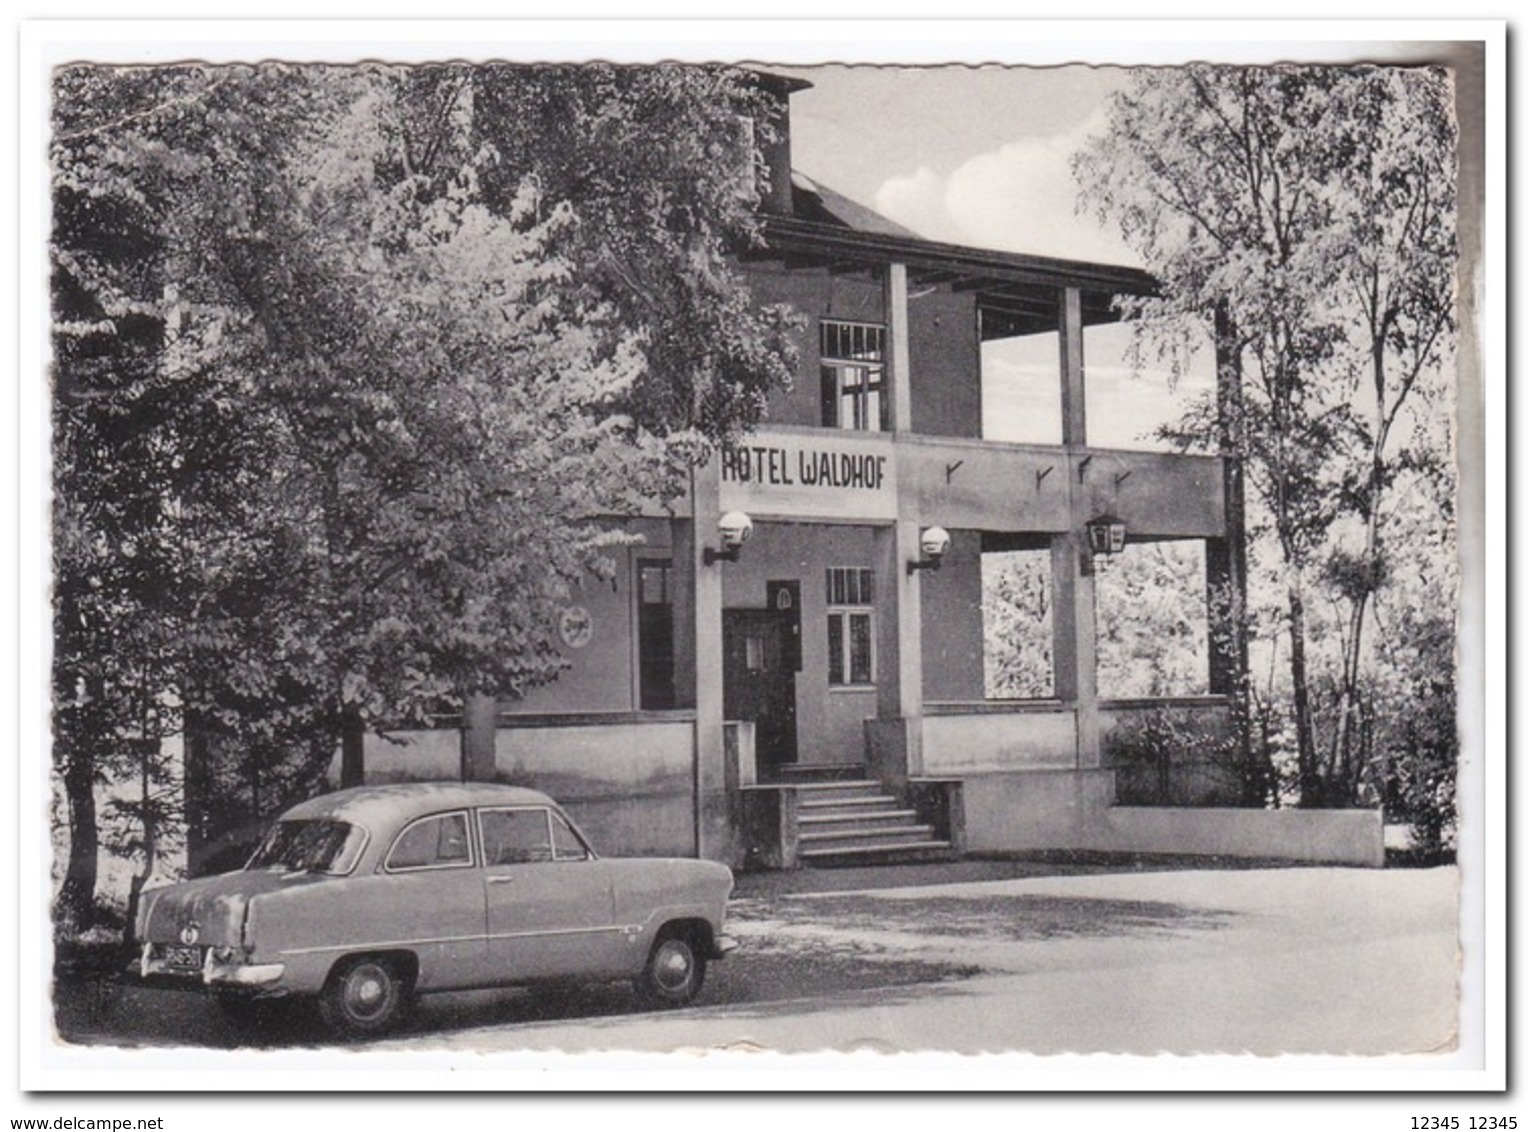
[136,868,332,948]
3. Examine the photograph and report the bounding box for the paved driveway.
[375,864,1460,1058]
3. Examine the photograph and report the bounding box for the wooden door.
[722,609,798,771]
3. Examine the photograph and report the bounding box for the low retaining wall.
[959,769,1385,866]
[961,770,1116,852]
[1095,805,1385,867]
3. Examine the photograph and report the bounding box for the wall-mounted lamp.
[1081,514,1127,575]
[704,510,754,565]
[907,526,951,574]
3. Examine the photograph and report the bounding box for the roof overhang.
[750,216,1158,338]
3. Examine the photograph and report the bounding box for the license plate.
[161,945,202,971]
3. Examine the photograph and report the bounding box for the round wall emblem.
[558,605,593,649]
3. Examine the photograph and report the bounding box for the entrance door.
[723,609,798,772]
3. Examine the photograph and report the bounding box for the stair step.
[794,788,898,806]
[799,808,919,827]
[790,780,883,793]
[799,798,903,816]
[799,840,956,865]
[800,824,935,848]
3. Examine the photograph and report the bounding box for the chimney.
[746,71,812,217]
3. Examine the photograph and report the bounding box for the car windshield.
[246,819,366,875]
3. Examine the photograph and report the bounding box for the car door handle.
[487,875,515,884]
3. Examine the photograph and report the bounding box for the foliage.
[981,549,1053,698]
[1075,64,1459,824]
[1095,541,1210,700]
[50,62,799,921]
[1104,707,1244,807]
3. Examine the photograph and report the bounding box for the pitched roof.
[757,170,1155,336]
[790,171,922,240]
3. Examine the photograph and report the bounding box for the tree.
[50,64,304,926]
[981,549,1053,699]
[1074,64,1458,811]
[1318,70,1457,803]
[50,62,799,922]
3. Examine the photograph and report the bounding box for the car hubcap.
[346,967,390,1018]
[655,942,692,991]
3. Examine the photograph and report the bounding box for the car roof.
[279,782,559,828]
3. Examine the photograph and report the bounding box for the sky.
[766,62,1215,450]
[777,62,1139,265]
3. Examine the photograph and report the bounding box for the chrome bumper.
[139,943,285,988]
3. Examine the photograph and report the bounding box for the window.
[550,811,592,862]
[826,567,875,686]
[479,807,591,865]
[820,320,887,431]
[385,812,471,872]
[479,808,554,866]
[246,819,367,876]
[637,559,675,709]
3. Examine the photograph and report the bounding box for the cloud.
[873,110,1140,267]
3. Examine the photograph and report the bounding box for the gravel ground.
[49,853,1407,1053]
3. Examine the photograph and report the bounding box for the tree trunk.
[1330,426,1388,806]
[123,749,158,945]
[1287,580,1322,807]
[340,706,366,788]
[57,747,99,932]
[1212,300,1264,806]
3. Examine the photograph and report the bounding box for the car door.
[477,806,625,982]
[371,809,488,991]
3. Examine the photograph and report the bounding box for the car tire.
[317,956,410,1038]
[636,931,706,1009]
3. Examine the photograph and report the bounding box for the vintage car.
[133,782,738,1037]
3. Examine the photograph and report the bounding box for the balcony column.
[885,262,912,432]
[865,262,923,784]
[1057,286,1100,767]
[1059,286,1087,446]
[870,520,925,784]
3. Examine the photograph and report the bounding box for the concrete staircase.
[787,775,957,867]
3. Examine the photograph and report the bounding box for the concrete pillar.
[885,262,911,433]
[688,466,730,861]
[870,519,925,782]
[1059,286,1086,446]
[1052,533,1100,768]
[460,692,498,781]
[865,261,924,785]
[1056,286,1099,767]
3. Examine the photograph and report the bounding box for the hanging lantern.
[1085,514,1127,559]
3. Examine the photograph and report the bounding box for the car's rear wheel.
[636,931,706,1009]
[317,956,411,1038]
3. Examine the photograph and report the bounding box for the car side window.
[385,811,472,871]
[550,811,591,861]
[479,808,553,866]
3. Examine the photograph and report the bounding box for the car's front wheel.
[636,931,706,1009]
[317,956,411,1038]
